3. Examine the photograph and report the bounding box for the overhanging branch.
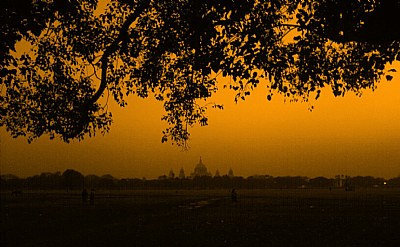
[89,0,151,105]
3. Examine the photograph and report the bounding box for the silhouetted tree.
[62,169,84,190]
[0,174,22,190]
[247,175,274,189]
[309,176,332,188]
[274,176,309,188]
[1,0,399,145]
[85,174,101,189]
[98,174,116,188]
[350,176,385,188]
[387,176,400,188]
[26,172,63,189]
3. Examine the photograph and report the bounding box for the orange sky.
[1,66,399,179]
[1,1,400,179]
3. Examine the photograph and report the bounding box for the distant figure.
[82,188,88,204]
[90,189,95,205]
[231,189,237,203]
[345,181,353,191]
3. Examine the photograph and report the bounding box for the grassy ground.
[1,188,400,246]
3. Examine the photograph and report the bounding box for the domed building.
[191,157,211,178]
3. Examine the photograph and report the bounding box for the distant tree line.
[1,170,400,191]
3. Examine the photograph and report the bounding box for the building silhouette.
[228,168,234,178]
[178,167,186,179]
[168,169,175,179]
[191,157,211,178]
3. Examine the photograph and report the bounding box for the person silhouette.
[231,189,237,203]
[90,189,95,205]
[82,188,88,204]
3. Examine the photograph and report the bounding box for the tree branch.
[89,0,151,105]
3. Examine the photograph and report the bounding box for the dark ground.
[1,189,400,247]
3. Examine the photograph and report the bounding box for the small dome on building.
[228,168,234,178]
[178,167,186,179]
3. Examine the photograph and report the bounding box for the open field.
[1,189,400,246]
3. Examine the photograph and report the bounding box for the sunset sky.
[1,67,399,179]
[1,1,400,180]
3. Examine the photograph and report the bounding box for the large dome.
[191,157,211,177]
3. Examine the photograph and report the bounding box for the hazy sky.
[1,67,399,179]
[1,1,399,179]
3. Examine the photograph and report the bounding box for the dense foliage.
[1,0,399,145]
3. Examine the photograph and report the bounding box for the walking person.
[231,188,237,203]
[82,188,88,204]
[90,189,95,205]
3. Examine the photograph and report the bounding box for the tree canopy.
[1,0,399,146]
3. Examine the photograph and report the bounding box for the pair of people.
[82,188,95,205]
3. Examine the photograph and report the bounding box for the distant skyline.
[2,165,399,180]
[1,70,400,179]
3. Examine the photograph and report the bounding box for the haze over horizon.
[2,1,400,180]
[1,71,400,180]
